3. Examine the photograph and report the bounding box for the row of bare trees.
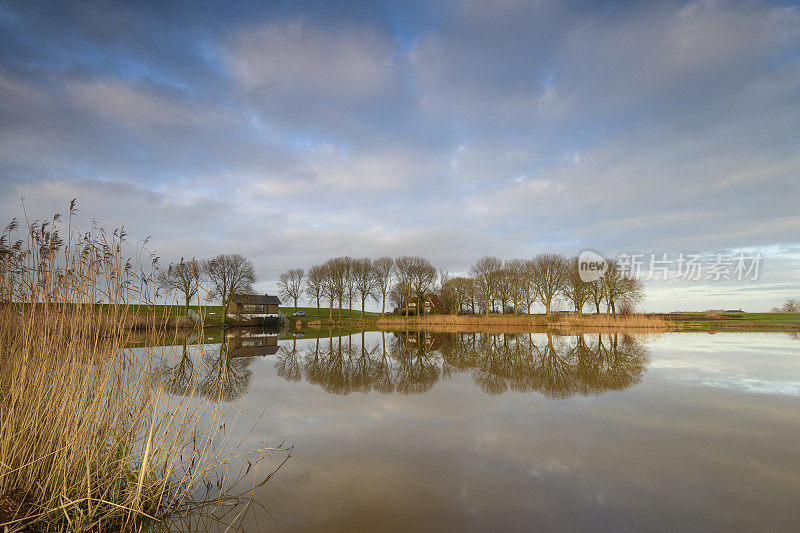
[157,254,256,324]
[278,253,645,318]
[279,256,438,320]
[450,254,644,316]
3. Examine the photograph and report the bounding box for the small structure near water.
[228,294,281,325]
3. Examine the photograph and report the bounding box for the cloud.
[1,0,799,310]
[66,79,230,129]
[227,19,394,99]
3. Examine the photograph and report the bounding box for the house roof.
[401,293,447,312]
[426,293,447,312]
[230,294,281,305]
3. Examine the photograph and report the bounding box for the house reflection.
[153,329,281,402]
[226,330,280,357]
[273,331,650,398]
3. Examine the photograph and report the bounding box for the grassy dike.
[290,312,800,333]
[132,305,800,333]
[661,312,800,331]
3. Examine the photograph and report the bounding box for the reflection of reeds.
[0,205,282,531]
[376,313,668,332]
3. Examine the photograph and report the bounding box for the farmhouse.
[398,293,448,315]
[228,294,281,323]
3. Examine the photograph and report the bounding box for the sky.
[1,0,799,311]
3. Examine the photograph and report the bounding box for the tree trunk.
[361,296,366,319]
[185,294,190,317]
[329,296,333,320]
[545,300,551,317]
[381,294,386,317]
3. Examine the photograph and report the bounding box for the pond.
[153,329,800,531]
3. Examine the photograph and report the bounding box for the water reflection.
[146,331,800,530]
[276,331,650,398]
[153,330,650,401]
[153,330,280,402]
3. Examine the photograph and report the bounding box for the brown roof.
[426,293,447,312]
[401,293,447,312]
[230,294,281,305]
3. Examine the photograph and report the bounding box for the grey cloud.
[1,0,799,311]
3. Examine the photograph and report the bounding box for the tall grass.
[0,204,281,531]
[376,313,668,332]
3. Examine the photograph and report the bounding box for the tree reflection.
[275,337,302,382]
[154,330,650,399]
[152,341,195,395]
[197,339,256,402]
[273,330,650,398]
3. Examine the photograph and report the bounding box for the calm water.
[157,330,800,531]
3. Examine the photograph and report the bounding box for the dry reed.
[0,203,282,531]
[376,313,668,332]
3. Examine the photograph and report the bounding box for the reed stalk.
[0,204,282,531]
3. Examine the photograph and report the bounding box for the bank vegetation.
[0,204,282,531]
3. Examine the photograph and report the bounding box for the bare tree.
[388,283,406,312]
[202,254,256,325]
[530,253,569,317]
[619,276,645,313]
[441,276,474,314]
[372,256,394,317]
[157,258,202,315]
[563,257,590,315]
[319,257,348,320]
[353,257,375,318]
[505,259,526,315]
[406,256,437,315]
[305,264,324,316]
[495,267,513,313]
[470,256,502,316]
[587,278,606,314]
[320,260,338,321]
[604,260,644,315]
[278,268,304,313]
[772,299,800,312]
[395,256,436,316]
[522,259,537,314]
[394,256,415,316]
[343,256,356,314]
[331,257,349,319]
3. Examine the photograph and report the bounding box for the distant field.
[663,312,800,330]
[280,306,380,318]
[58,305,800,331]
